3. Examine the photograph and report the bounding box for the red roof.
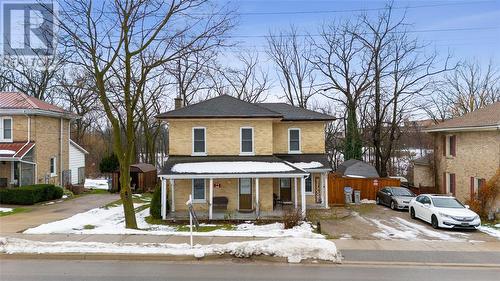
[0,92,70,114]
[0,142,35,158]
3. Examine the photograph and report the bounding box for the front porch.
[0,142,36,188]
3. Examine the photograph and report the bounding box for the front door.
[280,178,291,202]
[239,178,252,210]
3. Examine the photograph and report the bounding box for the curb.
[341,260,500,268]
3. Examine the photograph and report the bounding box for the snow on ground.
[495,224,500,228]
[360,199,376,204]
[0,208,13,213]
[368,217,469,241]
[24,205,322,238]
[478,226,500,239]
[84,179,110,190]
[171,162,295,174]
[0,236,340,263]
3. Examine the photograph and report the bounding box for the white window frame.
[445,134,455,157]
[240,127,255,156]
[305,176,313,195]
[288,128,301,154]
[192,178,206,203]
[50,156,57,177]
[192,127,207,156]
[0,116,13,142]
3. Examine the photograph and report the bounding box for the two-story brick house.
[422,102,500,212]
[157,95,334,220]
[0,92,87,187]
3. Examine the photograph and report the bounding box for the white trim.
[0,109,77,120]
[255,178,260,216]
[191,127,207,156]
[170,179,175,212]
[294,177,298,208]
[209,178,213,220]
[423,124,500,133]
[161,178,167,220]
[300,177,306,217]
[324,172,329,208]
[191,178,206,203]
[287,128,301,154]
[70,140,89,154]
[239,127,255,156]
[0,116,13,142]
[159,172,309,179]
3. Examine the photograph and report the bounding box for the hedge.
[150,185,168,219]
[0,184,64,205]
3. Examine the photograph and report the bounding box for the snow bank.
[24,205,322,238]
[0,237,340,263]
[171,162,295,174]
[84,179,109,190]
[0,207,13,213]
[478,226,500,239]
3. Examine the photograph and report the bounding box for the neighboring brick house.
[422,102,500,213]
[156,95,334,220]
[0,92,87,187]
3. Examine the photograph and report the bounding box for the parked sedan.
[376,187,416,210]
[409,194,481,229]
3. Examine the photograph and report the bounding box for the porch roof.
[159,155,309,178]
[0,142,35,159]
[274,154,331,171]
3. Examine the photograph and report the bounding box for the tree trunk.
[119,163,137,229]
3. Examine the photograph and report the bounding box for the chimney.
[174,97,183,109]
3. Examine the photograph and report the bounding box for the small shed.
[336,159,380,178]
[112,163,157,193]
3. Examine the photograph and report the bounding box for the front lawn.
[0,207,30,217]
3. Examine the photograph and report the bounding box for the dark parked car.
[376,187,416,210]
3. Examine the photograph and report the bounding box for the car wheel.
[376,197,380,205]
[390,201,396,210]
[431,215,439,229]
[410,208,416,219]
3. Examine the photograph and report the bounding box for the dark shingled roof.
[156,95,282,119]
[336,159,380,178]
[156,95,335,121]
[257,103,335,121]
[275,154,331,170]
[160,155,307,175]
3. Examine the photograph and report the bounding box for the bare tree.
[424,59,500,121]
[58,0,233,228]
[211,51,270,102]
[267,26,316,108]
[310,20,373,161]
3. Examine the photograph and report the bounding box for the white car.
[408,194,481,229]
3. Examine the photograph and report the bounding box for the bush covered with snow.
[0,184,63,205]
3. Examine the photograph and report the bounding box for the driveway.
[308,203,499,242]
[0,193,119,234]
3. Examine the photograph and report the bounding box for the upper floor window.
[0,117,13,142]
[50,156,57,177]
[192,127,206,155]
[443,135,456,157]
[240,127,254,155]
[288,128,301,153]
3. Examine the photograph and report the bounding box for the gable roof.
[257,103,335,121]
[0,92,77,118]
[156,95,282,119]
[336,159,380,178]
[424,102,500,132]
[156,95,335,121]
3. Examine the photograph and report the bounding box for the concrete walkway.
[0,194,119,234]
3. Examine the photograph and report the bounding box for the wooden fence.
[328,174,401,205]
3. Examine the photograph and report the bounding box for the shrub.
[282,208,302,229]
[99,154,119,173]
[0,184,63,205]
[466,169,500,219]
[150,185,168,219]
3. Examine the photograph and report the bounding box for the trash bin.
[354,190,361,204]
[344,186,353,204]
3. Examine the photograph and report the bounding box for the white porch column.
[300,177,306,218]
[209,178,214,220]
[324,172,329,208]
[169,179,175,213]
[161,178,167,220]
[294,177,298,209]
[320,173,325,206]
[255,178,260,217]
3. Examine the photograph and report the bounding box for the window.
[443,135,456,157]
[192,179,206,201]
[470,177,485,198]
[50,157,57,177]
[305,176,313,194]
[288,128,301,153]
[445,173,455,195]
[192,127,206,155]
[240,127,254,155]
[280,178,291,188]
[0,117,13,142]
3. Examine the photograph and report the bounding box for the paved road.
[0,259,499,281]
[0,194,119,233]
